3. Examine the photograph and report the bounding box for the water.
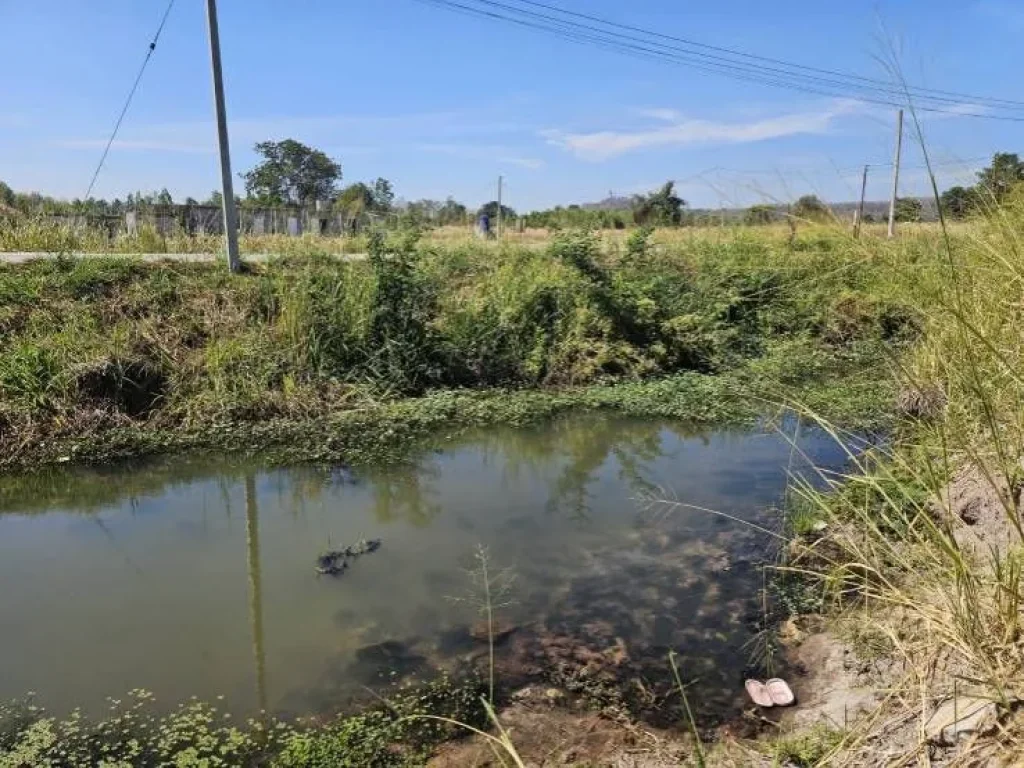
[0,415,851,725]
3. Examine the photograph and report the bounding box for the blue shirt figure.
[478,213,491,238]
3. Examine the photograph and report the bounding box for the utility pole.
[887,109,904,240]
[497,175,503,240]
[206,0,241,272]
[855,164,869,239]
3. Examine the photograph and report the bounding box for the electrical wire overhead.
[412,0,1024,121]
[84,0,177,200]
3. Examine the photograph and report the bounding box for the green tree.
[156,188,173,206]
[336,183,374,216]
[242,139,342,206]
[939,185,977,220]
[631,181,686,226]
[372,177,395,213]
[204,190,223,207]
[437,197,468,226]
[976,152,1024,202]
[893,197,923,223]
[792,195,830,221]
[0,180,15,208]
[744,204,777,225]
[478,201,516,222]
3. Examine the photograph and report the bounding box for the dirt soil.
[780,626,882,733]
[938,462,1024,558]
[428,686,692,767]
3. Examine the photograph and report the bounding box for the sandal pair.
[744,678,795,707]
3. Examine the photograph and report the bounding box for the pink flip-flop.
[745,679,774,707]
[766,678,795,707]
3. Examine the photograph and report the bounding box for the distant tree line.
[523,181,686,229]
[5,144,1023,229]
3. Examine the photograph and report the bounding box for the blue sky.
[2,0,1023,210]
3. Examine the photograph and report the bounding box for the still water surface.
[0,416,849,723]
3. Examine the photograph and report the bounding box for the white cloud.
[545,99,864,161]
[634,108,683,122]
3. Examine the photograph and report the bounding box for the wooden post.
[855,164,869,239]
[887,109,904,239]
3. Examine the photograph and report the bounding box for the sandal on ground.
[766,678,795,706]
[744,679,774,707]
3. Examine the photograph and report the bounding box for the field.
[3,204,1024,765]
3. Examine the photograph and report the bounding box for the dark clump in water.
[0,415,853,730]
[316,539,383,576]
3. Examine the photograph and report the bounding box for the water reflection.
[244,475,268,713]
[0,415,852,727]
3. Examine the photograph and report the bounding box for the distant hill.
[580,195,633,211]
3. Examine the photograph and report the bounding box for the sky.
[2,0,1023,211]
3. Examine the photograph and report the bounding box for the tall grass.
[768,178,1024,762]
[0,226,910,467]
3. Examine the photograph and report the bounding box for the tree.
[437,197,468,226]
[156,188,173,206]
[744,204,777,225]
[242,139,342,206]
[336,183,375,217]
[939,186,977,220]
[631,181,686,226]
[372,177,395,213]
[204,190,224,207]
[792,195,830,221]
[478,201,516,222]
[976,152,1024,203]
[0,180,14,208]
[893,197,923,223]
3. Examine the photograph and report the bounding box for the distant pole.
[855,164,869,239]
[887,109,904,239]
[497,175,503,240]
[206,0,241,272]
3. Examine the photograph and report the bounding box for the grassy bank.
[0,228,911,469]
[708,193,1024,765]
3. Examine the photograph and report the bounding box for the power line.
[413,0,1024,121]
[84,0,176,200]
[501,0,1024,112]
[456,0,1024,113]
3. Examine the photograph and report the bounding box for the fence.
[28,204,373,240]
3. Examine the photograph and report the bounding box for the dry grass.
[762,192,1024,765]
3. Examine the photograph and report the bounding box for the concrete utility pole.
[887,109,904,240]
[497,175,504,240]
[205,0,241,272]
[855,164,869,239]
